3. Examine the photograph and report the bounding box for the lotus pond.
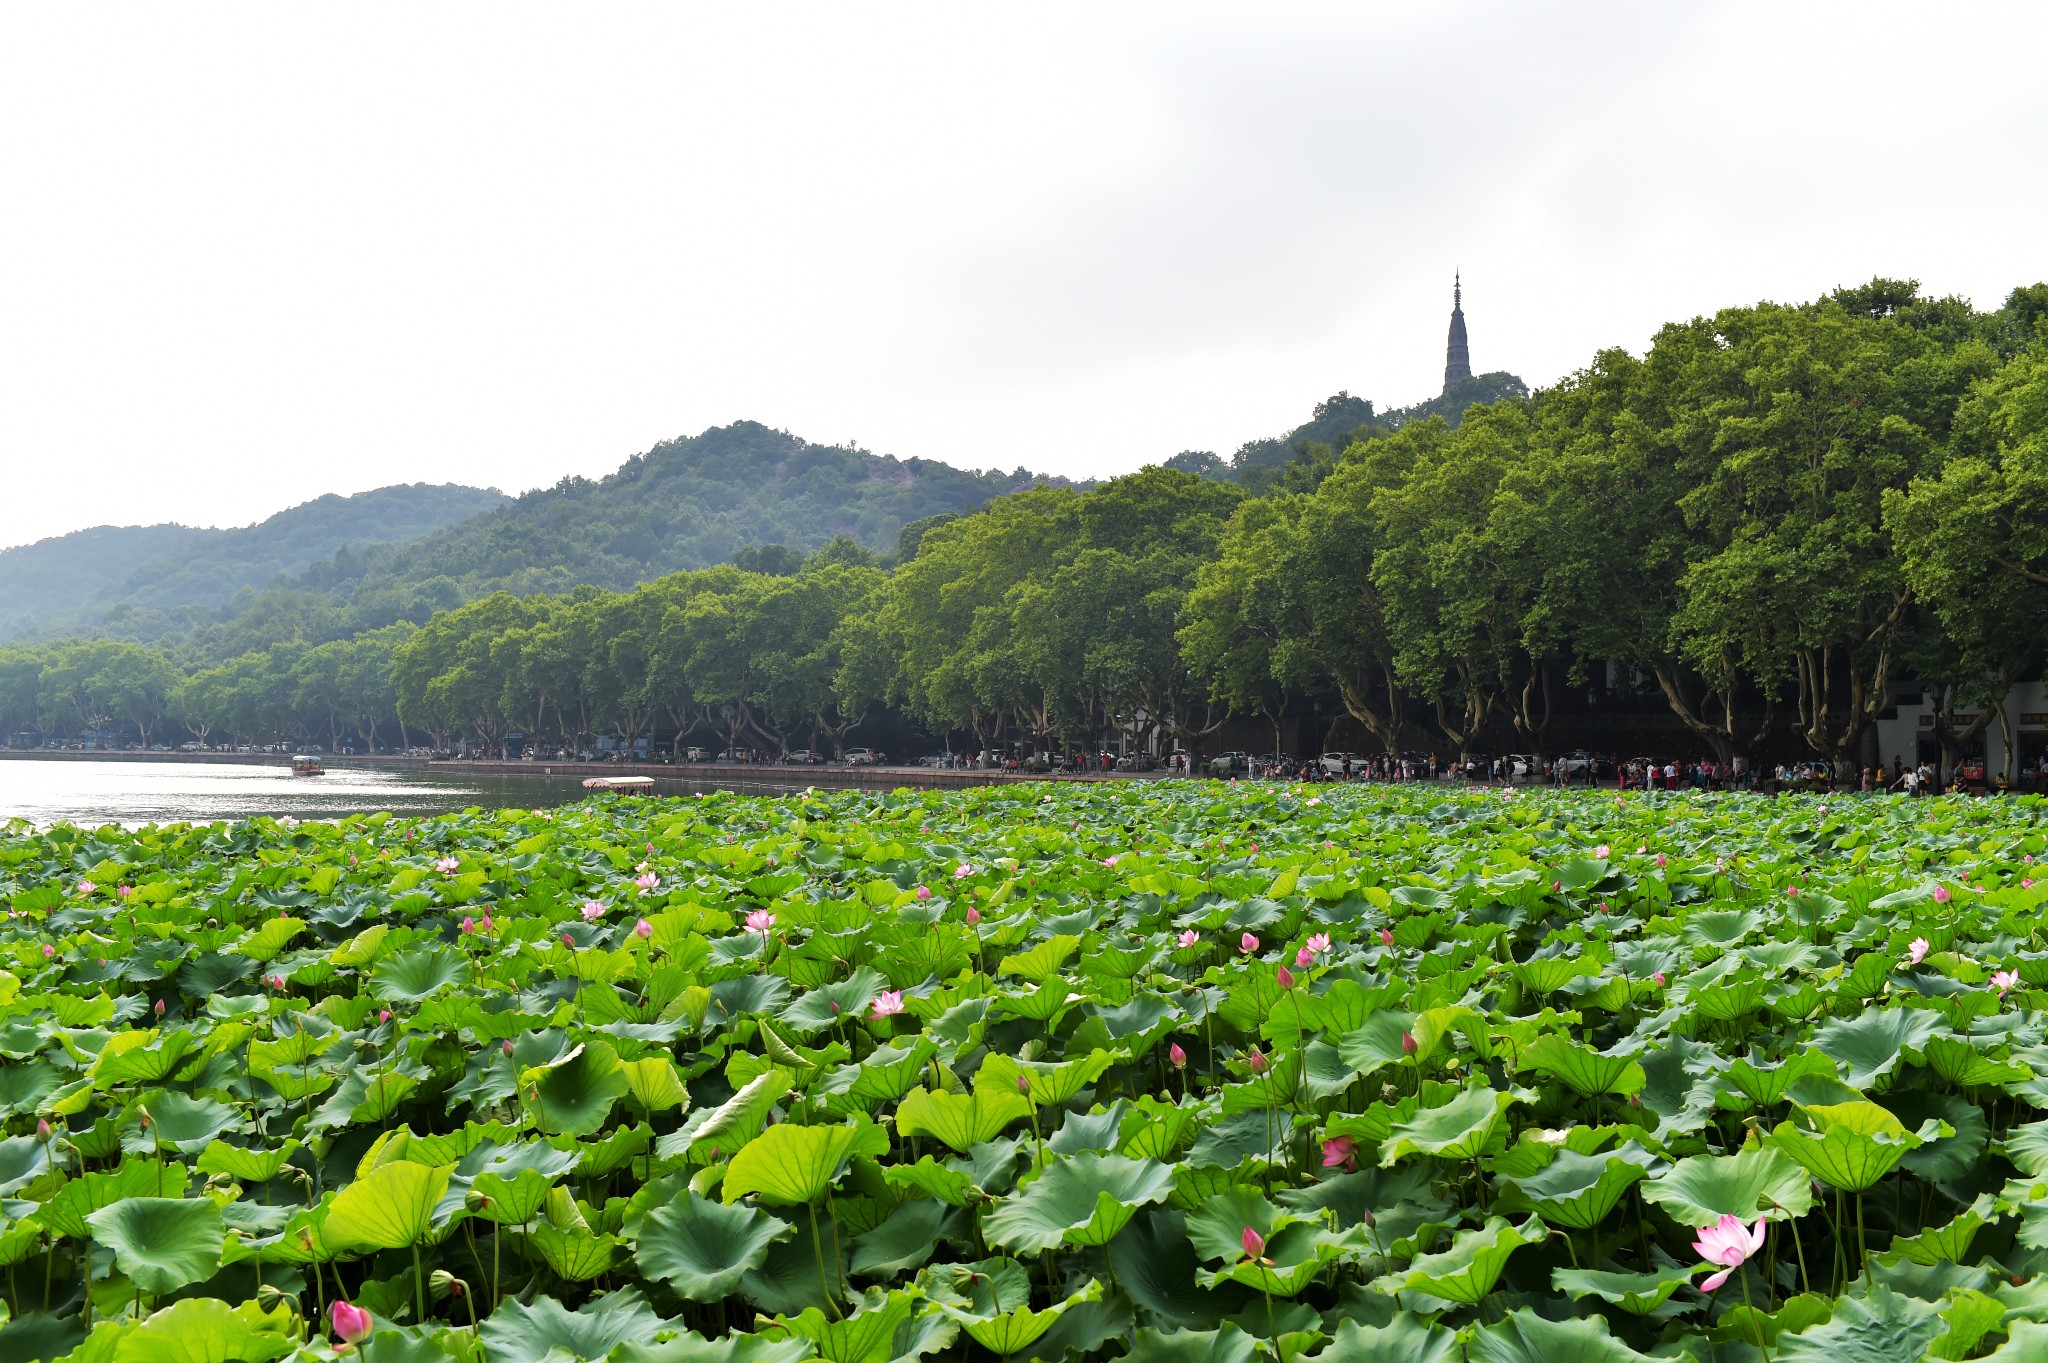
[2,785,2048,1363]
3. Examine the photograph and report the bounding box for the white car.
[845,748,883,765]
[1318,751,1360,776]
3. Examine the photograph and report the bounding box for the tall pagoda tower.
[1442,273,1471,394]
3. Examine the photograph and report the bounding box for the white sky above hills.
[1,2,2042,548]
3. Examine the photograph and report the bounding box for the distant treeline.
[4,278,2044,772]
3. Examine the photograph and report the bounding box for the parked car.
[918,753,953,767]
[1318,751,1360,776]
[782,749,824,764]
[845,747,884,765]
[684,746,710,762]
[1115,753,1156,772]
[1209,751,1251,776]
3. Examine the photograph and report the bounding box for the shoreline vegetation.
[0,782,2045,1360]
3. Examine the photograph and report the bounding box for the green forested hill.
[153,422,1061,660]
[0,483,509,644]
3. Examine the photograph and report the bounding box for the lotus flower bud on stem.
[1169,1042,1187,1069]
[330,1301,373,1345]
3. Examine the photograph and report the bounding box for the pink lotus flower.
[1322,1136,1358,1170]
[1652,972,1666,986]
[635,872,660,891]
[1103,855,1120,867]
[966,906,981,925]
[746,909,776,933]
[2027,879,2036,889]
[40,944,54,959]
[117,884,133,897]
[1249,843,1259,853]
[1247,1048,1267,1073]
[1906,937,1929,966]
[634,918,653,939]
[1296,946,1315,967]
[378,1009,392,1023]
[1692,1215,1765,1292]
[1933,885,1952,904]
[1169,1042,1187,1069]
[268,974,286,990]
[75,880,95,896]
[954,863,973,879]
[330,1300,373,1344]
[1241,1226,1267,1260]
[581,900,606,922]
[1304,933,1331,957]
[435,858,459,875]
[1993,969,2021,997]
[1595,845,1610,859]
[1276,965,1295,990]
[916,886,932,901]
[460,917,476,935]
[1400,1031,1417,1056]
[1240,933,1259,954]
[1656,854,1667,868]
[871,990,904,1019]
[1179,929,1199,950]
[1553,881,1563,893]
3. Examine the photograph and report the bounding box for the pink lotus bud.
[154,999,165,1017]
[40,944,54,959]
[1247,1048,1267,1073]
[330,1301,373,1344]
[634,918,653,939]
[1379,928,1394,946]
[1656,853,1667,867]
[1169,1042,1187,1069]
[378,1009,392,1024]
[966,906,981,925]
[460,917,475,934]
[1240,932,1259,954]
[36,1118,52,1141]
[1276,965,1295,990]
[1652,972,1666,986]
[1296,947,1314,967]
[916,886,931,901]
[561,933,574,949]
[1933,885,1952,903]
[1400,1031,1417,1056]
[1017,1073,1033,1095]
[501,1039,514,1056]
[1553,881,1562,892]
[1241,1226,1266,1258]
[479,915,494,932]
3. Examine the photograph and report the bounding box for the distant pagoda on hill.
[1443,272,1472,395]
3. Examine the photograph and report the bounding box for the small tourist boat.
[581,775,656,792]
[290,754,326,777]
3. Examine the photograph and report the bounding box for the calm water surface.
[0,760,596,827]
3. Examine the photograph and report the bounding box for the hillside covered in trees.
[0,484,508,643]
[8,279,2047,779]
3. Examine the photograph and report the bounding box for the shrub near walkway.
[0,785,2046,1362]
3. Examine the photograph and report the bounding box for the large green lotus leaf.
[983,1153,1174,1252]
[1108,1207,1254,1329]
[1513,957,1594,994]
[1301,1314,1460,1363]
[1885,1194,1995,1266]
[91,1030,196,1088]
[1889,1092,1989,1183]
[895,1087,1031,1154]
[726,1121,890,1206]
[0,1136,57,1196]
[997,936,1083,984]
[620,1055,692,1113]
[818,1039,940,1117]
[1550,1266,1697,1317]
[1374,1215,1542,1306]
[370,946,472,1005]
[767,1286,957,1363]
[1466,1308,1666,1363]
[1335,1012,1421,1076]
[1280,1166,1455,1255]
[1978,1320,2048,1360]
[978,1050,1117,1107]
[848,1198,964,1279]
[37,1159,191,1240]
[1682,909,1766,950]
[523,1221,628,1282]
[322,1161,453,1252]
[480,1288,666,1363]
[635,1191,792,1298]
[520,1039,630,1137]
[0,1313,86,1363]
[687,1067,795,1163]
[1773,1284,1944,1362]
[1932,1288,2009,1361]
[779,968,891,1036]
[1720,1050,1837,1108]
[195,1139,300,1185]
[1121,1325,1265,1363]
[121,1091,247,1156]
[1810,1006,1944,1090]
[111,1297,297,1363]
[1770,1102,1944,1192]
[615,1332,816,1363]
[1640,1146,1815,1225]
[1493,1145,1655,1230]
[1183,1186,1312,1261]
[1379,1087,1517,1165]
[927,1257,1104,1353]
[1516,1035,1644,1099]
[1196,1220,1358,1298]
[85,1196,226,1296]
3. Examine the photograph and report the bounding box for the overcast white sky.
[2,3,2043,550]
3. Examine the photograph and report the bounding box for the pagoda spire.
[1442,273,1471,394]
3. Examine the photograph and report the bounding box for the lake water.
[0,760,595,827]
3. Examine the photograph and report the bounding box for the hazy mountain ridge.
[0,483,509,643]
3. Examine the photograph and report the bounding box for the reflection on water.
[0,760,594,828]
